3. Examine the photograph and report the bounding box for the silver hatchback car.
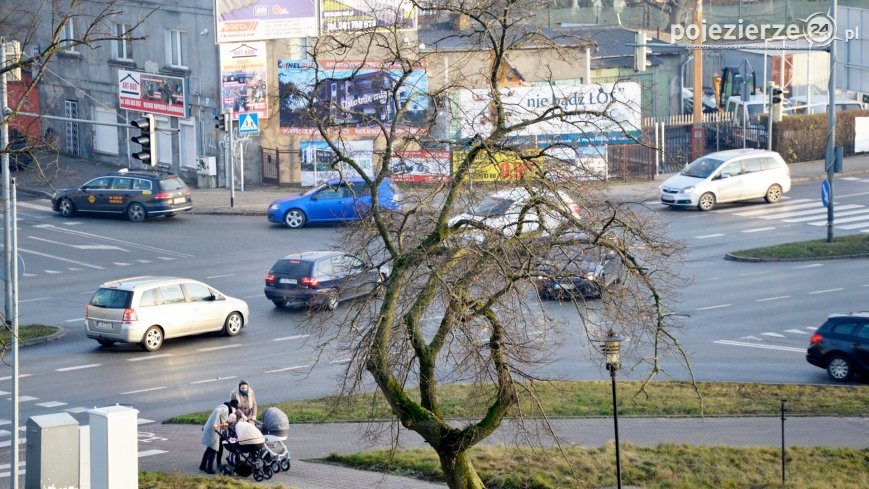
[85,276,249,351]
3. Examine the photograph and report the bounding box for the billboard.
[321,0,417,32]
[300,139,374,186]
[215,0,318,42]
[455,81,641,145]
[390,150,451,183]
[452,149,543,183]
[118,70,187,117]
[219,42,269,119]
[278,59,430,136]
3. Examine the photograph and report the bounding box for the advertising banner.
[300,139,374,186]
[390,150,451,183]
[118,70,187,117]
[547,146,608,181]
[452,149,543,183]
[215,0,318,42]
[455,81,641,145]
[320,0,417,32]
[219,42,269,120]
[278,59,430,136]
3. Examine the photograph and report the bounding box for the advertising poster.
[452,149,543,183]
[215,0,318,42]
[219,42,269,119]
[455,81,641,145]
[118,70,187,117]
[300,139,374,186]
[278,59,430,136]
[547,146,608,181]
[320,0,417,32]
[390,150,451,183]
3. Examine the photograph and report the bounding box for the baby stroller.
[259,407,292,472]
[217,426,273,481]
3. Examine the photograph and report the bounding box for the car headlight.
[682,185,696,194]
[268,204,280,211]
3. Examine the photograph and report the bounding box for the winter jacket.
[200,404,230,451]
[230,386,257,421]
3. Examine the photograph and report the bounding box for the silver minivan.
[85,276,249,351]
[659,149,791,211]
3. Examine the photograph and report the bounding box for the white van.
[788,96,865,115]
[659,149,791,211]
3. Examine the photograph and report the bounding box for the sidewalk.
[13,151,869,215]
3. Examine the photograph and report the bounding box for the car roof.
[106,169,180,179]
[323,177,391,186]
[98,276,193,290]
[702,149,781,160]
[826,312,869,320]
[278,250,344,261]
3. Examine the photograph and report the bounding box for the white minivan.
[659,149,791,211]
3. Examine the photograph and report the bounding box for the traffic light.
[770,84,784,122]
[215,112,229,132]
[130,114,157,166]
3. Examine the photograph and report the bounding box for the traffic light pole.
[228,112,235,208]
[825,0,837,243]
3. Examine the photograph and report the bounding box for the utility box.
[26,412,80,489]
[197,156,217,188]
[88,405,138,489]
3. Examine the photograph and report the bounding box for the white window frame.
[165,29,187,69]
[62,20,77,52]
[113,23,133,61]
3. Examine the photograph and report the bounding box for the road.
[1,176,867,439]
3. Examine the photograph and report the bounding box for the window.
[85,177,112,190]
[132,179,151,191]
[742,158,763,174]
[166,29,187,68]
[138,289,160,307]
[160,284,186,304]
[184,283,213,302]
[317,258,335,276]
[89,289,132,308]
[114,23,133,60]
[62,20,76,52]
[110,177,133,190]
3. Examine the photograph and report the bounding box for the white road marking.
[243,294,261,299]
[808,288,844,294]
[730,201,818,216]
[16,201,52,211]
[811,214,869,226]
[120,386,166,395]
[793,263,822,269]
[805,326,817,330]
[18,247,103,269]
[45,270,61,274]
[740,336,763,341]
[694,234,725,239]
[266,365,310,373]
[696,304,731,311]
[17,396,38,402]
[113,262,131,266]
[330,358,351,365]
[139,449,168,457]
[272,335,310,342]
[761,332,785,338]
[138,418,156,425]
[714,340,804,352]
[754,204,863,220]
[197,344,244,352]
[784,207,869,222]
[64,407,89,413]
[190,376,238,385]
[756,296,790,302]
[33,224,193,257]
[19,297,50,303]
[28,236,128,252]
[35,401,67,408]
[0,374,29,381]
[65,317,84,322]
[207,273,236,279]
[785,329,810,335]
[127,354,171,362]
[56,364,101,372]
[741,227,776,233]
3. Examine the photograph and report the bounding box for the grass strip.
[730,233,869,259]
[327,444,869,489]
[0,324,59,345]
[165,381,868,425]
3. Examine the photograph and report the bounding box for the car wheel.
[284,209,307,229]
[58,198,76,217]
[326,289,340,311]
[826,355,852,382]
[140,326,164,351]
[223,312,243,336]
[764,184,783,203]
[96,339,115,347]
[697,192,716,211]
[127,202,146,222]
[272,299,287,308]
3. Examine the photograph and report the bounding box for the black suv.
[51,169,193,222]
[806,313,869,382]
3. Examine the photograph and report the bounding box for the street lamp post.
[602,329,623,489]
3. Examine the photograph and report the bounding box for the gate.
[260,147,299,186]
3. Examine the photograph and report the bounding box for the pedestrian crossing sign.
[238,112,259,134]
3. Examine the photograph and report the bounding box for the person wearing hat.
[199,399,237,474]
[230,380,257,422]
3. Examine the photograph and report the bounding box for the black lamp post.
[602,329,623,489]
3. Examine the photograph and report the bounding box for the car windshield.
[89,288,133,309]
[469,196,515,217]
[159,177,188,191]
[271,259,314,277]
[680,157,725,178]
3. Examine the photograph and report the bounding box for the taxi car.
[51,169,193,222]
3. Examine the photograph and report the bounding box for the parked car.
[533,248,623,300]
[267,177,402,229]
[659,149,791,211]
[7,128,33,170]
[448,187,581,241]
[806,312,869,382]
[85,276,249,351]
[264,251,389,310]
[51,168,193,222]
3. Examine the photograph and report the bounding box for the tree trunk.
[438,449,484,489]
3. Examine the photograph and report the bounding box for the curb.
[725,252,869,262]
[19,327,65,346]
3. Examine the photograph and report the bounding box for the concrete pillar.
[88,405,138,489]
[25,412,80,489]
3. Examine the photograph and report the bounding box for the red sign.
[117,70,186,117]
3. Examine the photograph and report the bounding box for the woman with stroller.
[230,380,257,421]
[199,400,238,474]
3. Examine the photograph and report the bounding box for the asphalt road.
[2,176,868,429]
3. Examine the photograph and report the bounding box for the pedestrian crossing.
[713,326,816,353]
[711,198,869,233]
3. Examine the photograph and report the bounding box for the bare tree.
[0,0,152,357]
[282,1,693,487]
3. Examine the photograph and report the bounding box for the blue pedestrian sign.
[238,112,259,134]
[821,179,831,208]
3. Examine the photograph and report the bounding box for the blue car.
[267,178,402,228]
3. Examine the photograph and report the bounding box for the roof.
[705,148,780,159]
[99,276,186,289]
[279,251,343,261]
